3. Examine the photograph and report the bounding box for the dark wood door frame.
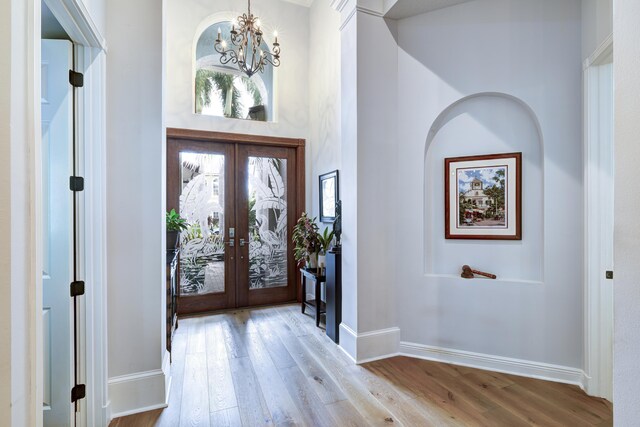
[166,128,306,312]
[166,139,236,313]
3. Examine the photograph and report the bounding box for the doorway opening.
[39,0,107,425]
[584,35,614,401]
[167,128,305,315]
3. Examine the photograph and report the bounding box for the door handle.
[239,238,246,247]
[227,239,235,247]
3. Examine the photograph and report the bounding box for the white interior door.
[596,57,614,401]
[42,39,74,426]
[585,45,614,401]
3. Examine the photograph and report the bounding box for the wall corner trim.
[339,324,401,363]
[107,353,171,421]
[331,0,352,12]
[583,33,613,70]
[44,0,107,50]
[400,341,587,389]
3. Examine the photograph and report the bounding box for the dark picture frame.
[445,152,522,240]
[319,170,339,223]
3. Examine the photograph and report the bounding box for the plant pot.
[307,252,318,269]
[167,230,179,251]
[318,253,326,270]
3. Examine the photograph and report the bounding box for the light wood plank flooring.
[110,304,612,427]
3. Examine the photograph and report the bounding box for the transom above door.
[167,129,305,314]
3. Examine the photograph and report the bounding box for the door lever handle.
[239,238,246,247]
[227,239,235,247]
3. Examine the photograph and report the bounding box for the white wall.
[613,0,640,422]
[581,0,612,60]
[106,0,168,417]
[165,0,309,141]
[0,2,14,423]
[395,0,584,370]
[0,1,11,420]
[1,0,40,425]
[79,0,106,37]
[308,0,341,219]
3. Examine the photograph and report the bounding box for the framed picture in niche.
[445,152,522,240]
[319,170,339,223]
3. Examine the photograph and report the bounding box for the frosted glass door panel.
[248,156,288,289]
[179,152,226,295]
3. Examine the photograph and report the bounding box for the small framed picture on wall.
[319,170,339,223]
[445,152,522,240]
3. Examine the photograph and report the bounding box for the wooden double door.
[167,129,305,315]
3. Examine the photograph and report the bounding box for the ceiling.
[41,0,70,40]
[384,0,475,20]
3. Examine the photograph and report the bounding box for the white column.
[0,0,41,425]
[106,0,169,418]
[333,0,400,362]
[614,0,640,422]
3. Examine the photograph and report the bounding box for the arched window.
[194,21,274,121]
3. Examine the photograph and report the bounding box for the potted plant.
[166,209,188,251]
[317,227,335,273]
[292,212,321,270]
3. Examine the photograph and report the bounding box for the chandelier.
[214,0,281,78]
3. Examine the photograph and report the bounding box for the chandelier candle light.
[214,0,281,77]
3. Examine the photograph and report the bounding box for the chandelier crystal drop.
[214,0,280,78]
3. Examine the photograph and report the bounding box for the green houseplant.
[317,227,335,271]
[292,212,321,269]
[166,209,188,251]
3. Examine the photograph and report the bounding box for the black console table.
[166,249,179,360]
[300,268,326,327]
[326,247,342,343]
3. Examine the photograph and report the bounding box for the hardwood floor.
[109,305,612,427]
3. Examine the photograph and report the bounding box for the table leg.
[301,274,306,314]
[315,279,321,327]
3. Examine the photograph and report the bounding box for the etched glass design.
[248,157,288,289]
[179,152,225,295]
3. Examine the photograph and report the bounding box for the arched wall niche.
[423,92,544,283]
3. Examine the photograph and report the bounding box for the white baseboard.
[108,351,171,420]
[338,323,401,363]
[339,323,358,361]
[102,401,111,427]
[400,341,587,389]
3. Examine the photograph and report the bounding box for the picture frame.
[445,152,522,240]
[319,170,339,223]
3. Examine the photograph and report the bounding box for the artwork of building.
[461,178,492,211]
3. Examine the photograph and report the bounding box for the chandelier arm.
[214,43,240,65]
[219,48,239,65]
[260,48,279,62]
[213,42,227,55]
[231,32,246,48]
[262,56,280,68]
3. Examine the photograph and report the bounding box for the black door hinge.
[70,281,85,297]
[70,176,84,192]
[71,384,86,403]
[69,70,84,88]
